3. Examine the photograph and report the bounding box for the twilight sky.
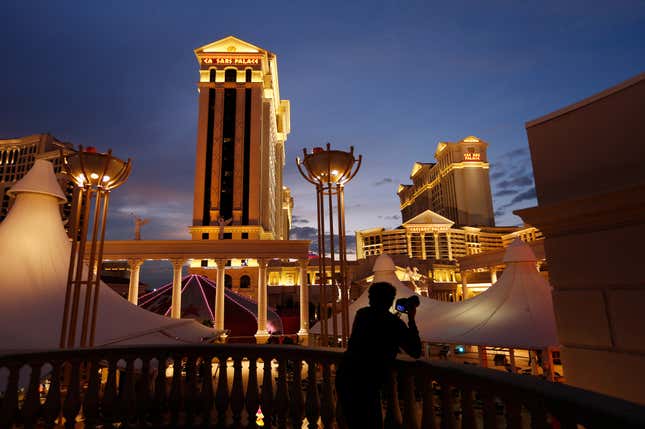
[2,1,644,245]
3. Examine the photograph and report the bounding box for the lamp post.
[59,146,131,348]
[296,143,361,347]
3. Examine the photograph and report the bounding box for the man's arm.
[399,307,422,359]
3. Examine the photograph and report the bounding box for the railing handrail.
[1,344,644,427]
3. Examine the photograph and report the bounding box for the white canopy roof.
[0,160,220,353]
[312,241,559,349]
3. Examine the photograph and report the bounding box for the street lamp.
[296,143,361,346]
[59,146,131,348]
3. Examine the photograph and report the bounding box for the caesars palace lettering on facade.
[202,57,260,65]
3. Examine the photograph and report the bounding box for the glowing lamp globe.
[64,146,131,190]
[297,144,361,186]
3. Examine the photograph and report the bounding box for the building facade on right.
[398,136,495,227]
[516,72,645,404]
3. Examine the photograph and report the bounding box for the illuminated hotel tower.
[398,136,495,227]
[190,36,292,241]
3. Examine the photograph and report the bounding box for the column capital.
[170,259,185,269]
[214,259,228,269]
[127,258,144,269]
[257,258,268,268]
[298,259,309,269]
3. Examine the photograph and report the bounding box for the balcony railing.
[0,344,644,428]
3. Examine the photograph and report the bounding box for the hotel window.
[240,275,251,288]
[201,259,208,267]
[202,232,209,240]
[241,232,248,239]
[225,274,232,289]
[223,232,232,239]
[225,69,237,82]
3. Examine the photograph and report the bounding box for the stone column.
[420,232,426,259]
[446,232,453,260]
[127,258,144,305]
[491,268,498,284]
[255,258,270,344]
[405,232,412,258]
[461,271,469,300]
[433,232,440,260]
[297,259,309,345]
[214,259,227,331]
[170,259,184,319]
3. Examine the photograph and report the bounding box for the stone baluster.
[151,355,168,427]
[482,392,497,429]
[261,357,274,426]
[384,370,402,429]
[420,374,438,429]
[184,354,198,426]
[401,368,419,429]
[21,361,42,429]
[135,357,152,426]
[83,359,101,428]
[170,259,184,319]
[199,356,214,426]
[305,361,321,429]
[320,362,335,429]
[169,356,183,426]
[275,358,290,427]
[460,387,477,429]
[215,356,230,425]
[440,382,457,429]
[289,359,304,427]
[127,258,144,305]
[505,397,523,428]
[41,361,62,428]
[62,360,81,429]
[121,357,137,426]
[245,357,260,424]
[101,358,119,426]
[230,356,245,426]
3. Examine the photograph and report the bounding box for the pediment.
[403,209,454,227]
[195,36,266,55]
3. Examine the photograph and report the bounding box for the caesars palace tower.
[189,36,292,242]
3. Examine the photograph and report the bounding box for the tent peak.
[6,159,66,203]
[503,238,537,263]
[373,254,396,273]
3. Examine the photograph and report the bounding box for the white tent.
[312,240,559,349]
[0,160,220,353]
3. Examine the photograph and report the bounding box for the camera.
[395,295,420,314]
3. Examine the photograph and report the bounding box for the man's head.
[368,282,396,311]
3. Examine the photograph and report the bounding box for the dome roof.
[6,160,66,203]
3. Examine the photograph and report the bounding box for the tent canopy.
[312,240,558,349]
[0,160,220,353]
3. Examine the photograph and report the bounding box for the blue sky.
[2,1,644,252]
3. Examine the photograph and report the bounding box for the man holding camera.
[335,282,422,429]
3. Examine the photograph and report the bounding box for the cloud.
[494,208,506,217]
[377,214,400,220]
[496,174,534,189]
[508,188,536,205]
[373,177,394,186]
[494,189,519,197]
[291,215,310,224]
[289,227,356,255]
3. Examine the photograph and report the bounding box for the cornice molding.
[514,184,645,238]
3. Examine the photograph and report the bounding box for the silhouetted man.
[336,282,421,429]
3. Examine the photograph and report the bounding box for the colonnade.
[124,257,311,345]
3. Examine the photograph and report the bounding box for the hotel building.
[398,136,495,226]
[189,36,292,242]
[0,133,74,222]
